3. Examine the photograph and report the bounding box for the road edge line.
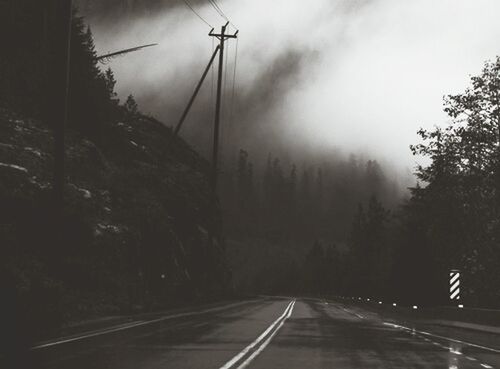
[32,299,260,350]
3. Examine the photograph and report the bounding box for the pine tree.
[124,94,139,115]
[104,68,119,105]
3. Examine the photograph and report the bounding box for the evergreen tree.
[124,94,139,115]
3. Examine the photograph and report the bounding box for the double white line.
[219,299,296,369]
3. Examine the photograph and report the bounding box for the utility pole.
[174,22,238,239]
[209,22,238,198]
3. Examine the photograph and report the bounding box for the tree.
[104,68,119,105]
[409,56,500,307]
[124,94,139,115]
[68,21,117,136]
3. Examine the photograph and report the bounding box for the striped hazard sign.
[449,270,460,300]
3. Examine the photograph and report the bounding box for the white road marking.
[236,301,295,369]
[32,299,259,350]
[385,322,497,369]
[383,322,500,354]
[32,320,148,349]
[391,323,496,369]
[218,300,295,369]
[339,306,364,320]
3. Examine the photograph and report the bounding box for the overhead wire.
[211,37,215,105]
[180,0,213,28]
[206,0,238,30]
[220,39,230,168]
[229,37,238,132]
[207,0,227,20]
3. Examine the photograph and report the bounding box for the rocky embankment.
[0,107,230,342]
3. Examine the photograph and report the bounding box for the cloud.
[82,0,500,173]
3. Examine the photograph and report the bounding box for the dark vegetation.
[1,1,500,357]
[222,57,500,309]
[0,0,229,352]
[219,150,403,296]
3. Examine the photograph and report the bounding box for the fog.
[79,0,500,176]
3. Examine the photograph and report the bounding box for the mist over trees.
[223,57,500,309]
[222,150,401,242]
[2,4,500,351]
[220,149,404,295]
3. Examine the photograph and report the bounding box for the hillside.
[0,106,230,344]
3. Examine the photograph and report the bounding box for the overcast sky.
[85,0,500,176]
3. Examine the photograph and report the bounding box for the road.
[8,297,500,369]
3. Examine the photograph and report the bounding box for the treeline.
[220,150,404,296]
[0,0,140,137]
[339,57,500,308]
[224,57,500,309]
[221,151,401,244]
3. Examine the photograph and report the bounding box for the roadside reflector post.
[449,269,461,305]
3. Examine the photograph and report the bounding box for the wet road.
[15,298,500,369]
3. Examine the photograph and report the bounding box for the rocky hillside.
[0,106,230,343]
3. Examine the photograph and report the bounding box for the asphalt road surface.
[10,297,500,369]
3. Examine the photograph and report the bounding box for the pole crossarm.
[209,22,239,39]
[174,44,221,135]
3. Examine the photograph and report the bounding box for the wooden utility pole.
[209,22,238,198]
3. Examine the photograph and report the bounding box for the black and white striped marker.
[449,269,460,301]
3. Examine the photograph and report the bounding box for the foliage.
[406,57,500,307]
[124,94,139,115]
[221,149,402,294]
[0,4,229,351]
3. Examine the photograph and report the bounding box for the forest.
[0,0,229,351]
[220,57,500,309]
[1,1,500,356]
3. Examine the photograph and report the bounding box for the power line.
[207,0,227,20]
[181,0,213,28]
[220,38,230,167]
[229,37,238,130]
[207,0,237,30]
[211,38,215,105]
